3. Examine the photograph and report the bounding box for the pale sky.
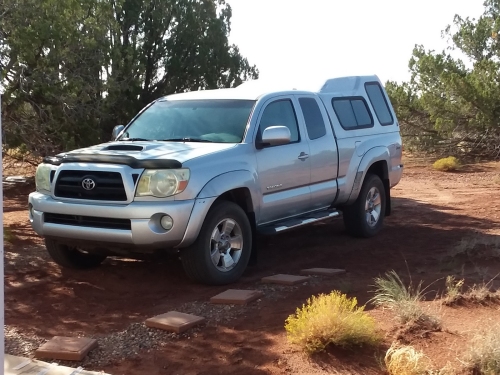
[228,0,485,89]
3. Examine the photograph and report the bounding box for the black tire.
[342,174,386,238]
[181,201,252,285]
[45,239,107,269]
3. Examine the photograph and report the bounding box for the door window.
[258,100,300,143]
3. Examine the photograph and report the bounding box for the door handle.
[298,152,309,161]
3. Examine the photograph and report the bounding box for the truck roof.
[162,75,382,101]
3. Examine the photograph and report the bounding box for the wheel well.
[217,188,254,214]
[366,161,391,216]
[366,160,388,181]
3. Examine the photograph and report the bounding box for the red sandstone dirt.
[4,159,500,374]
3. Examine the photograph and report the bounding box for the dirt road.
[5,160,500,374]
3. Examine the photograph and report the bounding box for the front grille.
[44,213,131,230]
[54,170,127,201]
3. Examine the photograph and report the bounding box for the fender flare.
[197,170,258,204]
[347,146,390,204]
[176,170,259,248]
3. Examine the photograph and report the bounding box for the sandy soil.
[4,159,500,374]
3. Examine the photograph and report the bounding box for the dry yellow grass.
[384,343,430,375]
[466,325,500,374]
[443,275,464,305]
[443,274,500,306]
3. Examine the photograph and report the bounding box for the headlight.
[136,169,190,198]
[35,164,52,193]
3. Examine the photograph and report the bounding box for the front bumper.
[28,192,197,249]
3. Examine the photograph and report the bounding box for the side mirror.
[258,126,291,148]
[111,125,125,141]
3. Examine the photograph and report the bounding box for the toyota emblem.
[81,178,96,191]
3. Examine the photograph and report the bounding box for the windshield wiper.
[158,138,214,143]
[118,137,151,142]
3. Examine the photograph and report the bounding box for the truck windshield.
[119,99,256,143]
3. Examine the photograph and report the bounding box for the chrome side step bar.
[258,210,340,235]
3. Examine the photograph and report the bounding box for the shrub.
[385,343,430,375]
[443,275,464,305]
[466,325,500,374]
[432,156,460,172]
[4,228,16,243]
[443,274,500,306]
[466,283,497,303]
[370,271,440,328]
[284,291,380,353]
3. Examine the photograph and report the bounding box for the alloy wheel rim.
[209,218,243,272]
[365,187,382,227]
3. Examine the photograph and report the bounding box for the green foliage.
[284,291,380,354]
[371,271,440,328]
[0,0,258,156]
[432,156,460,171]
[386,1,500,159]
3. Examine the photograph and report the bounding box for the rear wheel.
[343,174,386,238]
[181,201,252,285]
[45,239,107,269]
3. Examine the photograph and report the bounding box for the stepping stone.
[5,354,111,375]
[210,289,264,305]
[145,311,206,334]
[300,268,346,276]
[5,176,27,182]
[261,274,310,285]
[35,336,98,361]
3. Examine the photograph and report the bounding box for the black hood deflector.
[43,154,182,169]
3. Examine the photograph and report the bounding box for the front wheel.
[45,239,107,269]
[181,201,252,285]
[342,174,386,238]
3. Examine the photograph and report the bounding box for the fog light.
[160,215,174,230]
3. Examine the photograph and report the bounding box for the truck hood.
[62,141,236,164]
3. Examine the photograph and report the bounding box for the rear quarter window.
[298,97,327,140]
[364,82,394,126]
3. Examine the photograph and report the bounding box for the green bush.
[432,157,460,172]
[284,291,380,354]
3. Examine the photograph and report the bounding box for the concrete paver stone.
[300,268,346,276]
[261,274,310,285]
[34,336,98,361]
[145,311,206,333]
[210,289,264,305]
[5,354,110,375]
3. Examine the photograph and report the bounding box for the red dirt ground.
[4,159,500,374]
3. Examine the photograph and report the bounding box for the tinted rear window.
[331,98,373,130]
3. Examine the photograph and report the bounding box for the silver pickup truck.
[28,75,403,285]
